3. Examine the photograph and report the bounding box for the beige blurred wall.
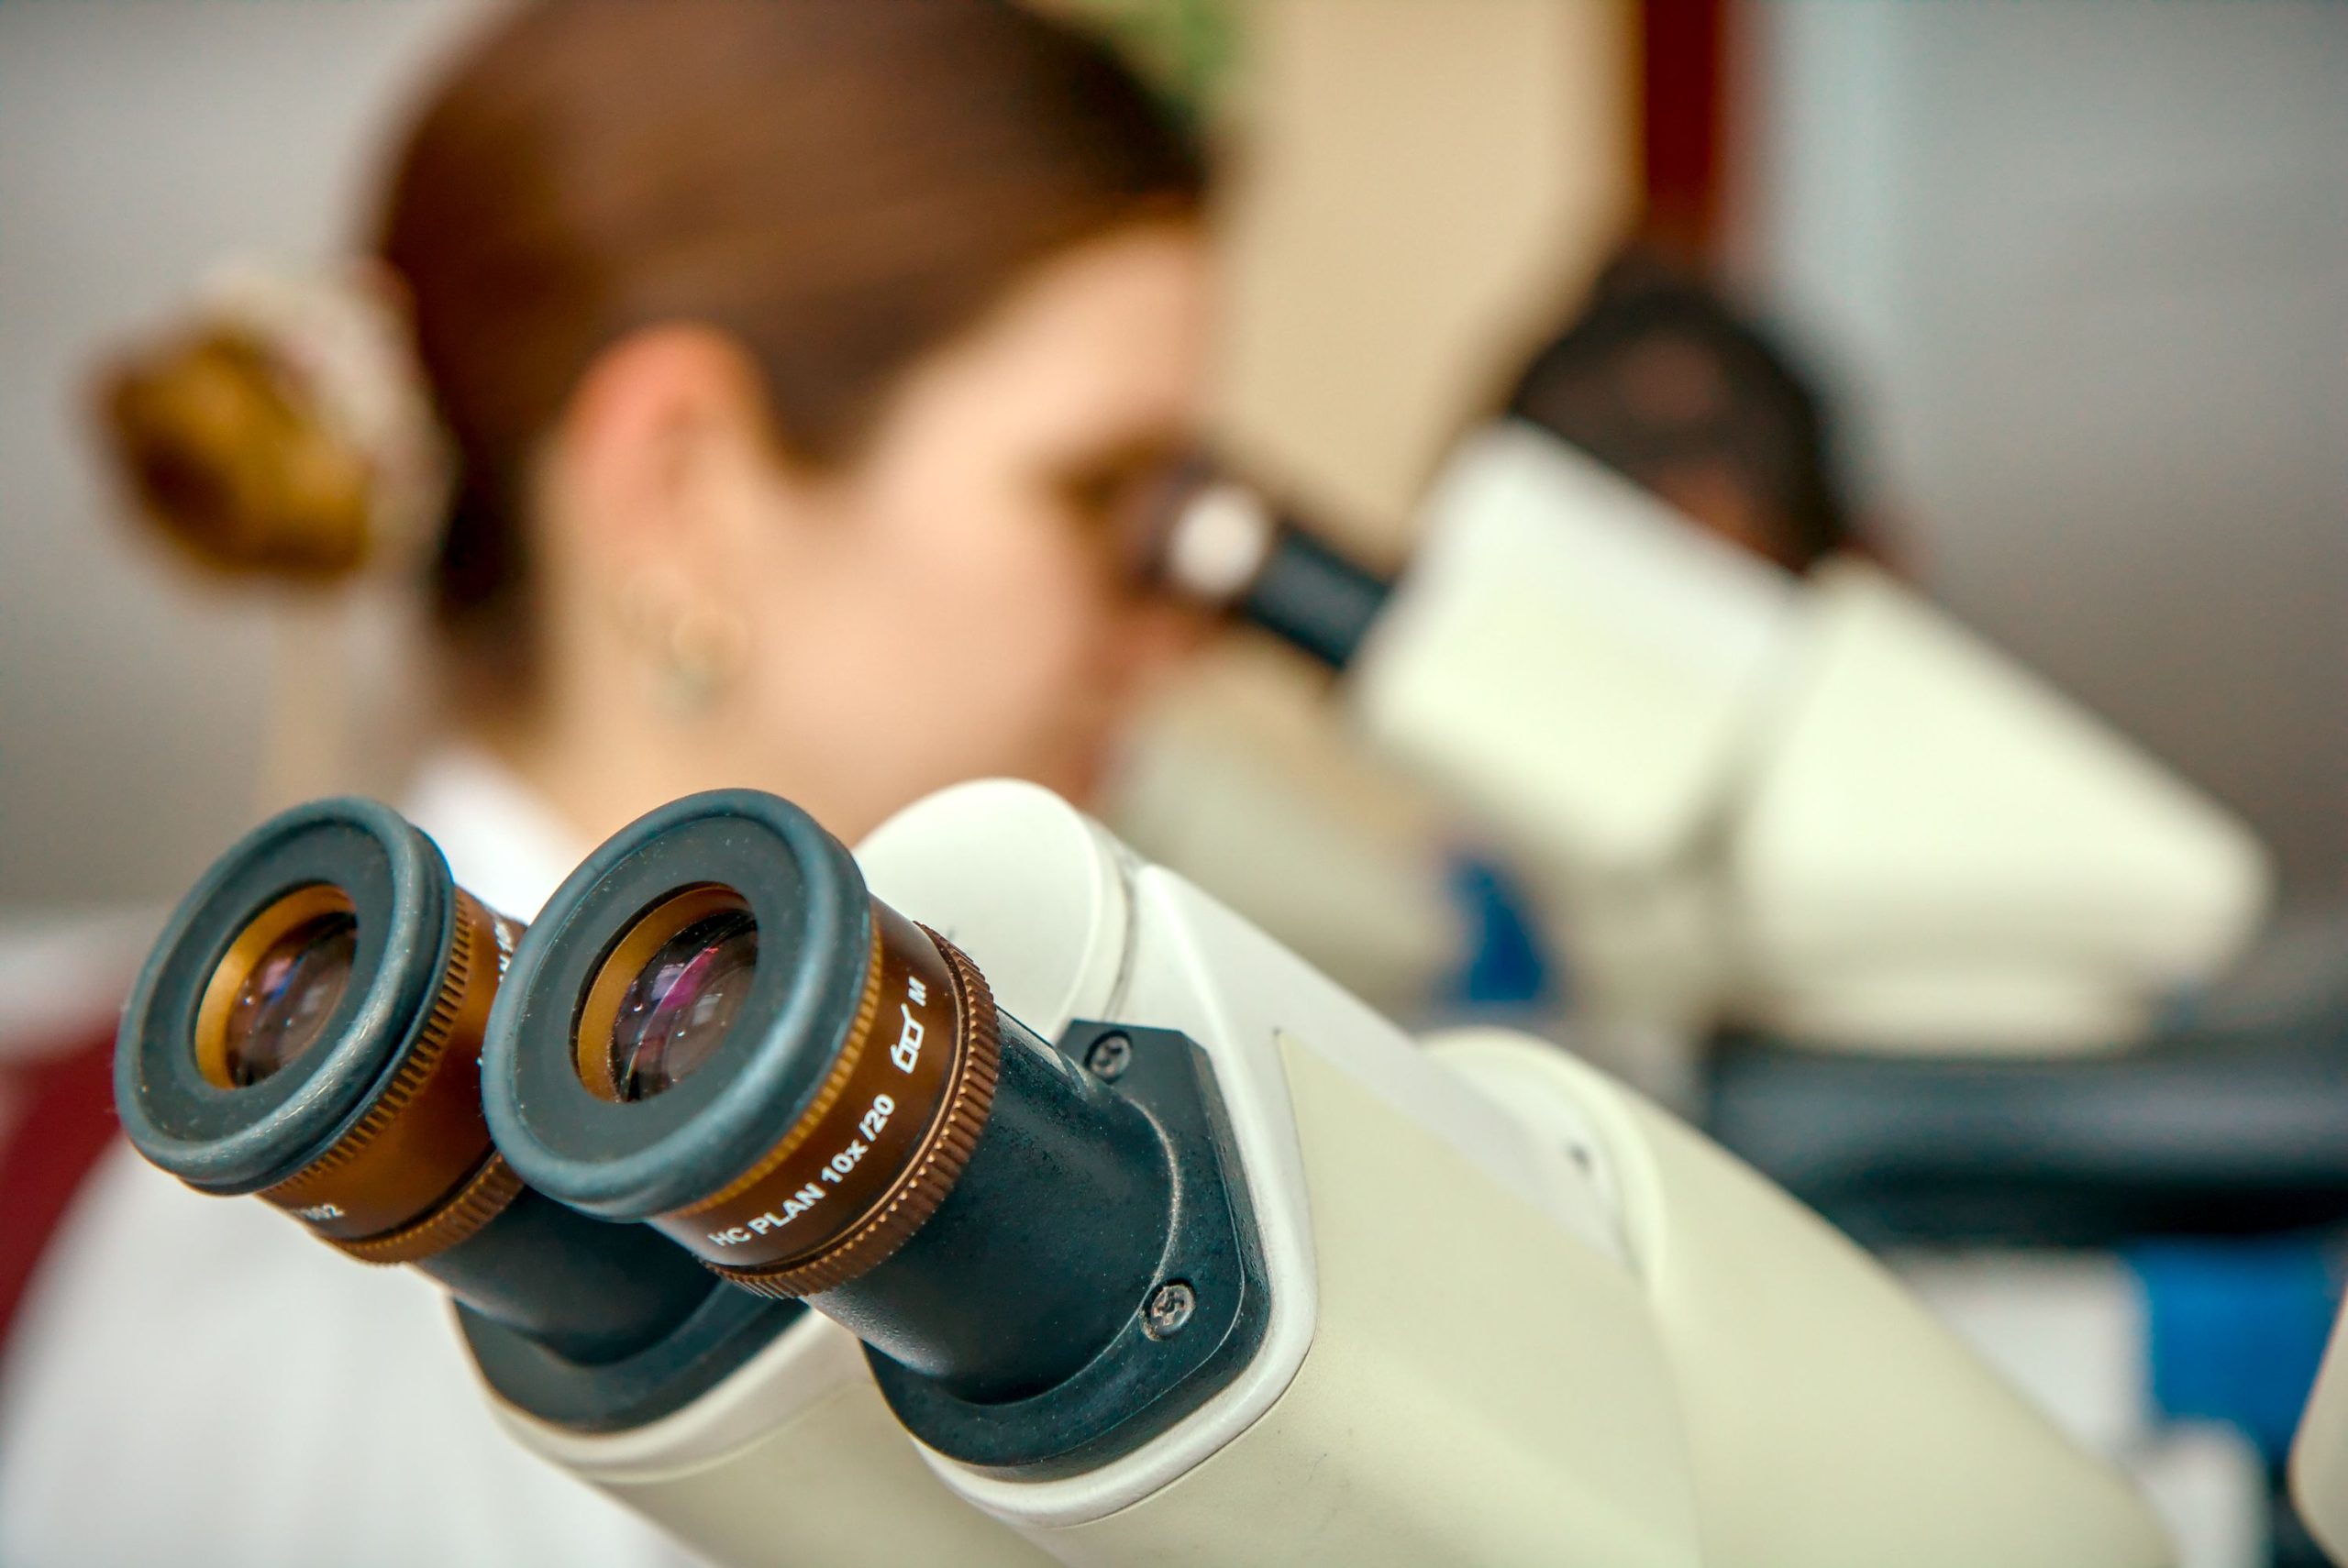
[1113,0,1640,1007]
[1213,0,1638,544]
[0,0,487,911]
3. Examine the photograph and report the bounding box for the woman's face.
[724,223,1213,838]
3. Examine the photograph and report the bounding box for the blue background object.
[2133,1237,2341,1466]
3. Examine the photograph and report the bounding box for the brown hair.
[1508,247,1855,572]
[103,331,374,581]
[102,0,1207,669]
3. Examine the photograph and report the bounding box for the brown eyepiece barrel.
[585,896,1000,1297]
[238,884,523,1262]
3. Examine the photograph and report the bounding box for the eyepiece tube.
[484,790,1179,1404]
[116,799,716,1364]
[1145,459,1393,669]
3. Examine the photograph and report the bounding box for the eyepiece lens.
[221,909,360,1086]
[606,900,759,1101]
[194,883,361,1092]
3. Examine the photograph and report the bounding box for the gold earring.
[617,580,747,716]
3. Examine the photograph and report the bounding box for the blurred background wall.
[1213,0,1635,533]
[0,0,479,911]
[1117,0,1638,1003]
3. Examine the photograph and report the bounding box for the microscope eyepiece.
[116,798,724,1364]
[486,791,1002,1300]
[117,798,524,1263]
[1142,457,1393,670]
[486,790,1210,1413]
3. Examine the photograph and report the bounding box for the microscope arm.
[842,781,2171,1567]
[470,778,2168,1565]
[479,1310,1057,1568]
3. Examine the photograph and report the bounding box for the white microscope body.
[482,779,2173,1566]
[1168,423,2272,1051]
[2296,1307,2348,1562]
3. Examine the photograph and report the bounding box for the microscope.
[116,779,2179,1564]
[1149,422,2272,1052]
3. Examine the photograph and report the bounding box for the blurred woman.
[0,4,1212,1563]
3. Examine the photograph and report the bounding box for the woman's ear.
[547,324,784,712]
[553,323,791,571]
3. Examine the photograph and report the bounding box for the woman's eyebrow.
[1055,433,1185,482]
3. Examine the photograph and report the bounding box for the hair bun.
[95,259,449,585]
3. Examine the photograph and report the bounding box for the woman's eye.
[1057,466,1135,526]
[1049,437,1184,535]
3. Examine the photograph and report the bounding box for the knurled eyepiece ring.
[245,887,523,1260]
[704,925,1001,1298]
[584,900,1002,1297]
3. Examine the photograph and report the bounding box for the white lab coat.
[0,752,706,1568]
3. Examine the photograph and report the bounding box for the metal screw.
[1144,1280,1196,1340]
[1084,1032,1133,1082]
